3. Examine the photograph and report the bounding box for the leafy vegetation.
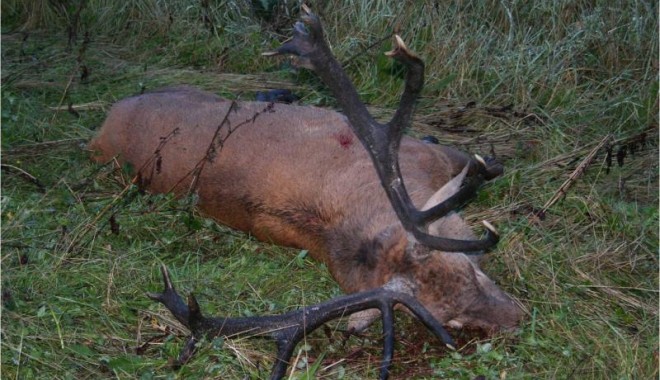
[2,0,657,379]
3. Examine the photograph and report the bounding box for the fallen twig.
[343,32,394,68]
[4,138,87,157]
[1,164,45,191]
[539,134,613,215]
[48,100,108,112]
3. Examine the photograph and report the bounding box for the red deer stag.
[90,6,523,379]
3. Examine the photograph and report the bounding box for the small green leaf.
[430,73,457,92]
[211,336,224,350]
[70,344,95,357]
[297,250,308,260]
[477,342,492,354]
[183,214,202,231]
[107,355,144,372]
[295,250,308,267]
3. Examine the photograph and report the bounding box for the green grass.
[2,1,658,379]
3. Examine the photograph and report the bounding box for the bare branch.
[541,134,613,215]
[1,164,45,191]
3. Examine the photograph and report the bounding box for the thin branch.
[342,32,394,68]
[4,138,87,156]
[165,101,275,195]
[1,164,45,191]
[540,134,613,214]
[499,0,516,47]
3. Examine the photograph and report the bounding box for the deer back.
[91,86,473,258]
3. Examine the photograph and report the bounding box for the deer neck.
[324,211,412,294]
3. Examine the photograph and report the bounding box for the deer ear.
[421,164,469,212]
[402,164,472,262]
[422,166,482,248]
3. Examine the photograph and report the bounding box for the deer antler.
[148,265,454,380]
[265,5,499,253]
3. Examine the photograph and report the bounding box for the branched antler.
[265,5,500,253]
[148,265,454,380]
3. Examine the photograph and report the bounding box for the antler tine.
[380,304,395,378]
[386,34,424,139]
[146,264,190,325]
[149,266,455,380]
[267,6,384,152]
[265,6,498,253]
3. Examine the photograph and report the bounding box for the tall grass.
[2,0,658,379]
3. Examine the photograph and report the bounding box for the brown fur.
[90,86,523,331]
